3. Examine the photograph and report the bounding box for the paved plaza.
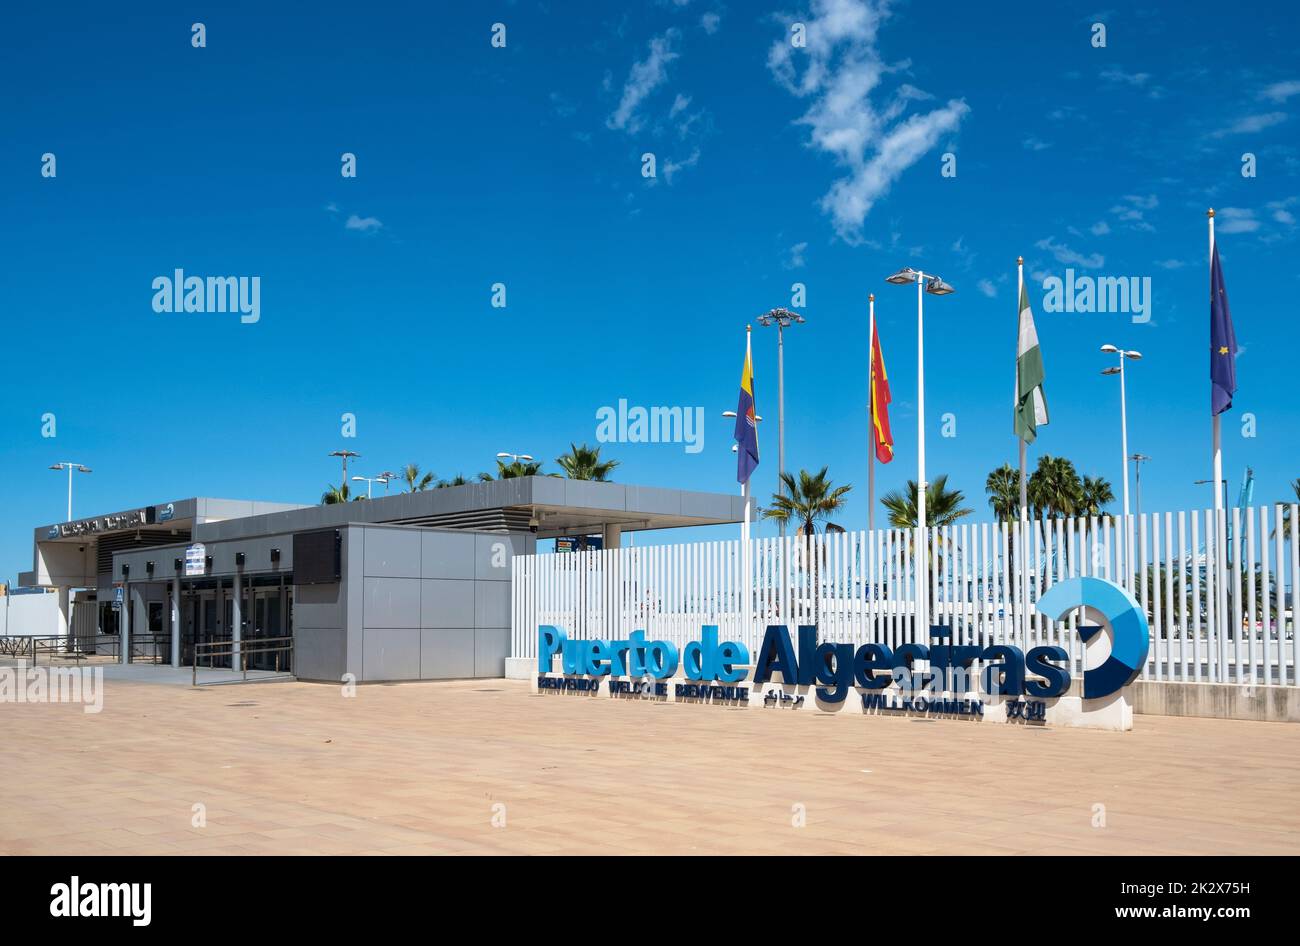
[2,673,1297,855]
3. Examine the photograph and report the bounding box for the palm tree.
[985,463,1020,523]
[762,467,852,623]
[321,483,363,504]
[401,463,435,493]
[480,458,546,480]
[555,443,619,481]
[1027,454,1083,519]
[763,467,852,537]
[881,474,972,529]
[1079,475,1115,518]
[436,474,475,488]
[1273,479,1300,536]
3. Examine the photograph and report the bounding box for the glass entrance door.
[202,589,230,668]
[249,587,287,671]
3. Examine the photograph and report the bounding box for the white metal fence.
[512,505,1300,687]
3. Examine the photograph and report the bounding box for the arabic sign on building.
[48,508,156,539]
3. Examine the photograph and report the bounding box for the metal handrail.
[0,636,35,661]
[23,633,171,666]
[192,635,294,686]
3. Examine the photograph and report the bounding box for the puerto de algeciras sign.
[533,576,1150,732]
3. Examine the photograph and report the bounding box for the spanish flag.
[870,322,894,463]
[734,327,760,484]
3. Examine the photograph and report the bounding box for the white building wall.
[0,593,64,637]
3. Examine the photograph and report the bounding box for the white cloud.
[1090,220,1111,236]
[1100,67,1150,87]
[785,241,808,269]
[345,214,383,233]
[1022,136,1051,151]
[661,149,700,184]
[1035,236,1104,268]
[1215,207,1259,234]
[669,93,691,118]
[1110,194,1158,232]
[1155,259,1186,269]
[550,92,577,118]
[1261,80,1300,103]
[767,0,968,244]
[977,278,997,298]
[701,12,721,34]
[607,29,681,133]
[1268,198,1298,225]
[1212,112,1287,137]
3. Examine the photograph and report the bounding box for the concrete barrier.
[1132,680,1300,724]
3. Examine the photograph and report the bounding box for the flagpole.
[1209,209,1222,514]
[1017,257,1028,519]
[743,325,754,635]
[743,325,754,548]
[1016,257,1030,648]
[868,293,876,533]
[1209,207,1227,681]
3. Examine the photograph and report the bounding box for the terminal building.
[20,479,746,682]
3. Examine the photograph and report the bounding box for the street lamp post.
[1100,345,1142,588]
[49,462,92,522]
[884,267,954,640]
[351,474,392,499]
[329,450,361,492]
[496,451,534,464]
[756,309,806,538]
[1194,478,1229,511]
[1130,454,1152,518]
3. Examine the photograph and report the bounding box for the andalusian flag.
[734,328,760,484]
[870,322,894,463]
[1014,281,1049,443]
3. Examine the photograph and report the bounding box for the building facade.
[20,478,746,682]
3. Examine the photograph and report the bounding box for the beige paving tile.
[2,676,1298,855]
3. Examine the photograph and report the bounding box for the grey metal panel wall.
[109,521,532,682]
[294,572,347,682]
[354,523,528,682]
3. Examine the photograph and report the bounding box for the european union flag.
[1210,243,1237,416]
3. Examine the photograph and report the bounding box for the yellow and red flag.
[870,323,894,463]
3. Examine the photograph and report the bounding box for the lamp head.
[885,267,918,285]
[1124,350,1143,360]
[1101,366,1122,376]
[1100,344,1119,354]
[925,276,955,295]
[758,307,802,327]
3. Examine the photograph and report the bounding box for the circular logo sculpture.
[1037,576,1150,700]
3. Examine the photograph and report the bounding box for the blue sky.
[2,0,1298,580]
